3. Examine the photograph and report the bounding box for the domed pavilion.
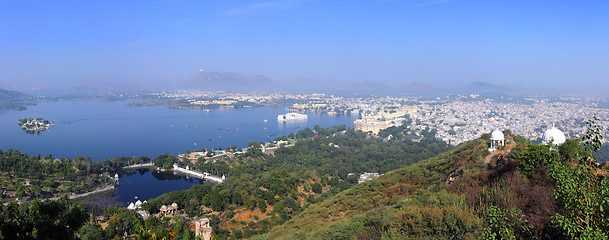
[542,125,566,145]
[489,129,505,151]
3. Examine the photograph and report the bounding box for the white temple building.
[489,130,505,152]
[542,125,566,145]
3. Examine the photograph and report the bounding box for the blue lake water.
[0,100,357,161]
[0,100,357,203]
[113,169,211,206]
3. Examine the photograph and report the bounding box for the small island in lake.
[18,117,54,133]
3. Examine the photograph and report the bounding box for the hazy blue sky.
[1,0,608,92]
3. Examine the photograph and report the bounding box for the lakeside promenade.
[172,164,224,183]
[46,185,115,201]
[123,162,155,169]
[3,185,115,206]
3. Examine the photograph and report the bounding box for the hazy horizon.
[1,1,608,94]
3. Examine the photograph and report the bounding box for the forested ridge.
[257,119,609,239]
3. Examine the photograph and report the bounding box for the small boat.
[218,128,223,130]
[263,119,268,123]
[226,128,230,130]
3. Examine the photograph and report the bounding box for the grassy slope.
[255,138,490,239]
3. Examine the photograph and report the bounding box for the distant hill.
[185,70,273,91]
[0,88,31,109]
[56,79,136,97]
[405,81,433,91]
[461,81,511,95]
[400,81,442,97]
[0,88,29,101]
[468,81,502,90]
[0,88,29,100]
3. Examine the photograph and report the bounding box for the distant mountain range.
[0,88,29,101]
[185,70,273,91]
[25,79,158,98]
[179,70,517,97]
[4,67,526,97]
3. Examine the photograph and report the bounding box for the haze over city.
[1,0,608,95]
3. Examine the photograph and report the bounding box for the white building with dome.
[542,126,566,145]
[489,130,505,151]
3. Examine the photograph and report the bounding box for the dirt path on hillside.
[484,151,498,164]
[484,135,514,164]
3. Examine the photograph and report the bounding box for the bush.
[311,182,323,194]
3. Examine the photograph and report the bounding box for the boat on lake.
[277,113,307,122]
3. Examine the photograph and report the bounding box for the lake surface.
[77,169,213,210]
[0,100,357,161]
[115,169,211,205]
[1,100,357,203]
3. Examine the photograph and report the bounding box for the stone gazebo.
[489,130,505,152]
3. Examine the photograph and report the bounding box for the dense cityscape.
[153,90,609,146]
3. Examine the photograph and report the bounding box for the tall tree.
[549,115,609,239]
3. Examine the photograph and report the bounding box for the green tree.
[517,144,558,177]
[449,129,457,135]
[311,183,323,194]
[209,191,226,211]
[79,223,106,240]
[153,153,178,169]
[558,138,583,161]
[0,196,89,240]
[248,141,262,149]
[104,208,143,238]
[482,205,533,240]
[258,199,267,213]
[549,115,609,239]
[137,156,151,163]
[244,195,258,210]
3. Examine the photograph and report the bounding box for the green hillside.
[256,125,609,240]
[254,138,489,239]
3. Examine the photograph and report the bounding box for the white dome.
[542,127,566,145]
[490,130,505,141]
